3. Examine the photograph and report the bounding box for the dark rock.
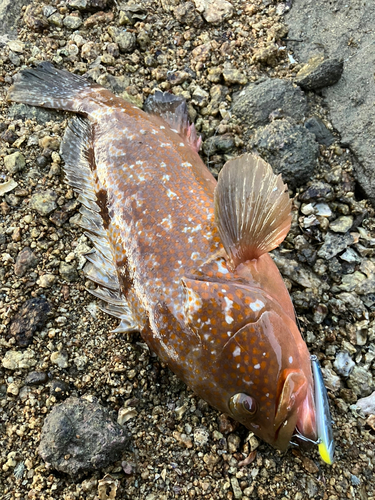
[14,247,38,277]
[25,371,48,386]
[8,103,63,125]
[299,181,334,202]
[249,119,319,189]
[67,0,108,11]
[8,298,51,347]
[295,56,343,90]
[317,232,354,260]
[49,199,80,227]
[174,2,204,27]
[0,0,32,37]
[232,78,307,129]
[285,0,375,206]
[36,155,49,168]
[203,134,235,156]
[50,379,70,400]
[59,262,79,282]
[0,129,18,145]
[23,4,49,31]
[304,117,334,146]
[38,396,130,475]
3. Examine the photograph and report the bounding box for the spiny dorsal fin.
[214,153,292,267]
[143,90,201,152]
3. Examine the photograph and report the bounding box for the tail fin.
[7,62,98,113]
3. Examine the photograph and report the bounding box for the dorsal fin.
[143,90,201,152]
[214,153,292,267]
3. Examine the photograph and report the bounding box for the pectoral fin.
[214,154,291,268]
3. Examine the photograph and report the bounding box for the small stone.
[356,391,375,416]
[1,129,18,144]
[317,232,354,260]
[347,366,374,397]
[39,136,60,151]
[39,396,130,475]
[304,117,334,146]
[295,56,344,90]
[31,190,57,216]
[23,4,49,31]
[330,216,353,233]
[167,71,191,86]
[83,10,113,28]
[334,351,355,377]
[300,181,334,202]
[38,273,57,288]
[4,152,26,174]
[203,452,221,466]
[194,426,210,447]
[81,41,98,60]
[7,382,20,396]
[118,407,137,425]
[25,371,48,386]
[48,12,63,27]
[59,262,79,282]
[218,414,236,434]
[2,349,37,370]
[227,433,241,453]
[230,476,243,499]
[63,13,83,30]
[108,27,136,53]
[302,456,319,474]
[340,248,361,264]
[193,0,233,23]
[50,379,71,400]
[14,247,38,277]
[321,366,341,392]
[203,134,235,155]
[222,67,247,85]
[9,298,51,347]
[174,2,203,27]
[173,431,193,448]
[51,351,69,369]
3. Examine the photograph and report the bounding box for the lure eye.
[229,393,257,418]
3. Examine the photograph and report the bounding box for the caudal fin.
[7,62,97,112]
[214,153,292,267]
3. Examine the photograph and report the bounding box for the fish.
[7,62,333,459]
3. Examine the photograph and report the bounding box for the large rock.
[232,78,307,129]
[39,396,130,475]
[285,0,375,205]
[249,119,319,189]
[8,297,51,346]
[0,0,32,38]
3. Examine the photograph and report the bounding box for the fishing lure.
[8,63,334,461]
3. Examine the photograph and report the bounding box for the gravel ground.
[1,1,375,499]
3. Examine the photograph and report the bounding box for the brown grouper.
[8,62,329,457]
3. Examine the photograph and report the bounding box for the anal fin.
[61,116,138,333]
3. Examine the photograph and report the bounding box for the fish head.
[182,275,317,451]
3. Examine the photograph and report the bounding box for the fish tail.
[7,62,97,113]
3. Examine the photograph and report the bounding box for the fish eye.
[229,393,257,418]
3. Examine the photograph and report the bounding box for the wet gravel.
[1,0,375,499]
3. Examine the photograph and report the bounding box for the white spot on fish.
[266,393,269,397]
[167,189,177,199]
[179,142,185,147]
[289,356,293,364]
[224,296,234,324]
[171,128,179,133]
[233,346,241,357]
[191,252,200,260]
[216,259,229,275]
[237,363,240,369]
[151,129,158,134]
[181,162,192,168]
[250,299,265,312]
[254,364,260,369]
[162,174,170,182]
[160,125,165,129]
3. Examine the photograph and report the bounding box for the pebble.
[25,371,48,386]
[173,431,193,448]
[330,216,353,233]
[193,0,233,24]
[348,366,374,397]
[50,379,71,400]
[2,349,37,370]
[230,476,243,499]
[39,396,130,475]
[203,134,235,155]
[63,13,83,30]
[50,350,69,369]
[340,248,361,264]
[304,116,335,146]
[107,27,136,53]
[118,407,137,425]
[0,178,18,196]
[295,55,344,90]
[14,247,38,277]
[222,67,248,85]
[356,391,375,416]
[9,297,51,347]
[193,426,210,447]
[7,382,20,396]
[227,433,241,453]
[317,232,354,260]
[232,78,307,129]
[174,2,203,27]
[4,152,26,174]
[37,273,57,288]
[59,262,79,282]
[31,190,57,216]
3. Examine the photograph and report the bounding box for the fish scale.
[7,62,334,461]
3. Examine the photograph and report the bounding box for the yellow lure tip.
[318,442,333,465]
